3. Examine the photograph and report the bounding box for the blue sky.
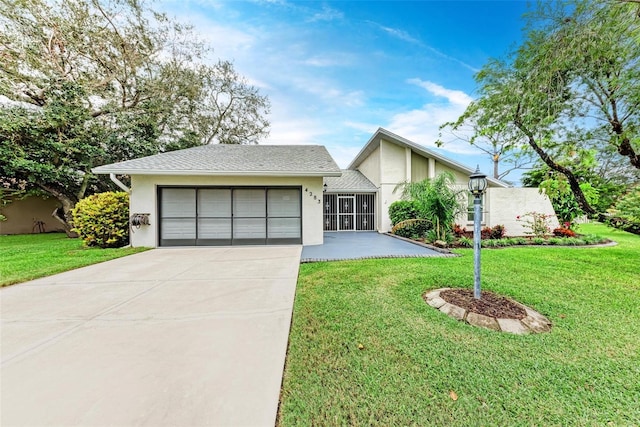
[157,0,530,182]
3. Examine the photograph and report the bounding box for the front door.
[338,195,355,231]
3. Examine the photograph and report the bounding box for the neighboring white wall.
[0,195,64,235]
[486,188,559,236]
[129,175,324,247]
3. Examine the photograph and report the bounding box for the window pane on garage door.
[160,189,196,245]
[161,218,196,241]
[267,218,301,243]
[197,189,232,245]
[233,189,265,217]
[198,219,232,245]
[161,188,196,217]
[199,189,231,217]
[268,189,300,217]
[233,218,266,244]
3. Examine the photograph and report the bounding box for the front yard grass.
[278,223,640,426]
[0,233,147,287]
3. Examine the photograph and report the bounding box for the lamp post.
[468,166,488,299]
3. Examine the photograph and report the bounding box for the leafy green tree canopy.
[446,0,640,214]
[0,0,270,235]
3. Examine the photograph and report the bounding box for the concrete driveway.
[1,246,301,427]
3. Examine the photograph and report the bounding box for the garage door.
[158,187,301,246]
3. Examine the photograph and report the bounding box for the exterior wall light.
[468,166,488,299]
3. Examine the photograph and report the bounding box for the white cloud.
[325,144,363,169]
[292,77,365,108]
[302,53,354,67]
[407,78,473,106]
[343,121,379,134]
[385,80,482,156]
[422,46,480,73]
[368,21,421,45]
[308,5,344,22]
[264,118,325,145]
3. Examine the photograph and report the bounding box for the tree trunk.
[41,185,79,238]
[616,136,640,169]
[493,154,500,180]
[514,118,596,215]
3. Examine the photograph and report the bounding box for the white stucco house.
[93,128,558,247]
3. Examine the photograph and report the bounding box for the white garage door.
[159,187,301,246]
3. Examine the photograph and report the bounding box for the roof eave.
[92,168,342,177]
[324,188,378,193]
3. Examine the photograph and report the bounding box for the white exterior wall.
[356,147,382,230]
[378,140,410,231]
[411,153,429,182]
[357,146,380,186]
[486,188,559,236]
[129,174,324,247]
[380,139,408,183]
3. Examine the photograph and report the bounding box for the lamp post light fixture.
[468,166,488,299]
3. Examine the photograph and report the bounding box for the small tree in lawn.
[395,172,465,242]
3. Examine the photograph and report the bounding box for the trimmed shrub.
[553,227,576,237]
[481,226,492,240]
[388,200,430,238]
[480,225,506,240]
[490,224,506,239]
[453,224,467,237]
[72,192,129,248]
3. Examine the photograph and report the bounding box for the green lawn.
[0,233,147,287]
[278,223,640,426]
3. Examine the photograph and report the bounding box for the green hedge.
[388,200,430,239]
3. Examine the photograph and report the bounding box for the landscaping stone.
[427,296,446,309]
[524,307,551,324]
[466,312,500,331]
[424,287,552,335]
[433,240,448,248]
[424,289,440,300]
[521,315,552,333]
[497,318,530,334]
[439,303,466,321]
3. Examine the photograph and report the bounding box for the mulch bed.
[439,288,527,319]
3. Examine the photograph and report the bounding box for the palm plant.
[395,172,466,242]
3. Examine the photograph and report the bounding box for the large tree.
[438,119,533,181]
[446,0,639,214]
[0,0,270,235]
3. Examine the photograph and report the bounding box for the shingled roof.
[323,170,377,192]
[93,144,342,177]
